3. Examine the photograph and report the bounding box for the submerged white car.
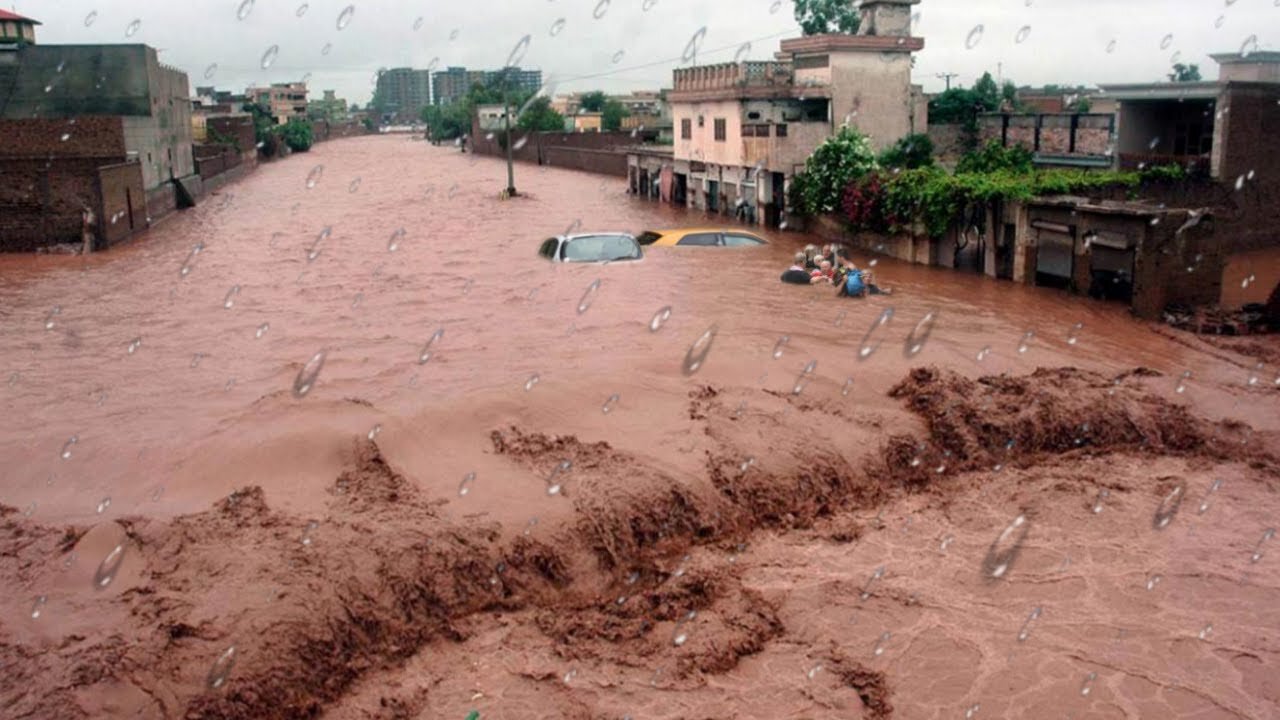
[537,233,644,263]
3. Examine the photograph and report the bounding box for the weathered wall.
[672,99,743,167]
[828,51,914,151]
[0,156,138,251]
[0,116,127,157]
[927,123,968,166]
[543,147,627,177]
[96,161,146,247]
[1215,83,1280,186]
[0,44,152,117]
[979,113,1114,158]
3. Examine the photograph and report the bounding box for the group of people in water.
[781,244,891,297]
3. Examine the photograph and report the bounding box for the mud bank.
[4,364,1276,719]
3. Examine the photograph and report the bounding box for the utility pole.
[936,72,958,91]
[503,81,517,197]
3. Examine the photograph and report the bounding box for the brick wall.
[206,115,256,153]
[926,123,969,166]
[543,147,628,177]
[979,114,1115,158]
[468,118,658,174]
[0,117,128,158]
[0,156,116,251]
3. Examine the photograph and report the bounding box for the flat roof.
[1211,51,1280,64]
[1095,81,1219,101]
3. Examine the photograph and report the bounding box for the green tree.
[243,102,280,157]
[279,119,314,152]
[517,96,566,131]
[1000,81,1020,110]
[878,133,935,170]
[790,125,879,216]
[579,91,608,112]
[972,72,1000,111]
[1169,63,1202,82]
[601,98,629,131]
[794,0,860,35]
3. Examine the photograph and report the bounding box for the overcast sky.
[13,0,1276,105]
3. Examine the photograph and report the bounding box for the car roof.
[563,232,637,241]
[646,228,764,236]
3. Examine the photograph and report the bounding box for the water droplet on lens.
[418,328,444,364]
[292,351,327,399]
[125,19,142,38]
[449,28,459,40]
[305,164,323,188]
[768,0,781,12]
[545,459,571,496]
[84,10,98,27]
[841,377,854,396]
[321,42,332,55]
[593,0,611,19]
[507,34,532,67]
[1240,34,1258,58]
[1017,606,1042,642]
[1067,322,1083,345]
[1092,488,1109,514]
[336,4,355,30]
[772,335,789,359]
[413,16,424,30]
[96,497,111,514]
[984,514,1029,579]
[858,308,894,360]
[682,325,717,376]
[903,310,938,358]
[255,323,269,339]
[308,226,331,262]
[682,26,708,63]
[577,279,601,314]
[296,3,309,17]
[649,306,672,332]
[1198,623,1213,640]
[1080,671,1097,695]
[1106,38,1117,53]
[203,63,218,81]
[602,393,620,414]
[223,285,241,309]
[1250,528,1275,563]
[236,0,254,21]
[458,471,476,497]
[873,631,891,656]
[1199,479,1222,514]
[30,595,47,620]
[367,424,381,440]
[207,646,236,689]
[1160,33,1173,50]
[733,42,752,63]
[672,609,696,645]
[127,337,142,354]
[260,44,279,70]
[1146,573,1162,591]
[965,24,984,49]
[1015,25,1031,43]
[94,543,126,589]
[860,565,885,600]
[387,228,406,252]
[348,177,361,193]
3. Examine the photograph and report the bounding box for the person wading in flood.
[781,252,812,284]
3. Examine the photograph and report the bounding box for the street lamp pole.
[504,85,517,197]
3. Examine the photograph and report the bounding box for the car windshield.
[561,234,641,262]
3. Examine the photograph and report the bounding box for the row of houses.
[622,0,1279,319]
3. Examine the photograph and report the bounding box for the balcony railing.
[672,62,794,92]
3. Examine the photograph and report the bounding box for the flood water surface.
[3,137,1278,719]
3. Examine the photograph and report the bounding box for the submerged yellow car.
[636,228,768,247]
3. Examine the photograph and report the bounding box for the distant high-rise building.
[374,67,432,121]
[431,66,542,105]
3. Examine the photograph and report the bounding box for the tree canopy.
[517,96,566,131]
[1169,63,1202,82]
[579,91,608,112]
[794,0,861,35]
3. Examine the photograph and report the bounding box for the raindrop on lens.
[772,335,789,359]
[1153,484,1184,529]
[236,0,254,21]
[1092,488,1109,514]
[733,42,752,63]
[260,44,279,70]
[58,436,79,463]
[1250,528,1275,563]
[577,279,601,314]
[602,393,620,414]
[30,595,47,620]
[841,377,854,396]
[507,34,531,67]
[1015,25,1031,43]
[348,177,361,193]
[1067,322,1083,345]
[301,520,318,545]
[458,472,476,497]
[545,459,571,496]
[524,373,540,391]
[1018,330,1034,354]
[682,325,717,376]
[305,164,323,188]
[860,566,885,600]
[296,3,309,17]
[682,26,708,63]
[593,0,610,20]
[1017,607,1042,642]
[1240,34,1258,58]
[1175,369,1191,393]
[127,337,142,354]
[903,310,938,358]
[207,646,236,690]
[1146,573,1162,591]
[125,19,142,38]
[255,323,269,339]
[336,4,355,30]
[1199,479,1221,514]
[672,609,696,646]
[858,308,894,360]
[1080,671,1097,696]
[204,64,218,80]
[96,497,111,514]
[976,345,991,362]
[1160,33,1173,50]
[418,328,444,364]
[367,424,381,440]
[93,543,125,589]
[387,228,406,252]
[984,514,1030,579]
[612,50,625,64]
[873,631,891,657]
[649,306,672,332]
[321,43,332,56]
[792,359,817,395]
[44,305,61,330]
[292,351,327,399]
[223,285,240,309]
[308,226,331,262]
[1198,623,1213,640]
[965,25,984,49]
[1106,39,1117,53]
[84,10,98,27]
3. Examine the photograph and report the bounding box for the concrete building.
[432,66,542,105]
[476,103,512,132]
[308,90,349,122]
[631,0,925,227]
[0,9,39,45]
[247,82,308,125]
[374,67,430,121]
[570,112,603,133]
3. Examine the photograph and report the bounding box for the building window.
[743,124,770,138]
[697,115,704,127]
[714,118,726,142]
[681,118,692,139]
[776,123,788,138]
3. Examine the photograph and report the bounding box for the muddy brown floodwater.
[2,136,1279,720]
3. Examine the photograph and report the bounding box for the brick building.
[0,36,198,251]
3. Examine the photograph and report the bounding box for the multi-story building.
[628,0,925,227]
[247,82,308,125]
[374,68,430,121]
[308,90,349,122]
[0,31,198,250]
[432,66,542,105]
[0,9,39,45]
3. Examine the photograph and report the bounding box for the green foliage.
[956,140,1033,174]
[790,125,879,216]
[279,119,313,152]
[794,0,860,35]
[243,102,279,157]
[579,91,608,112]
[601,98,629,131]
[1169,63,1202,83]
[973,72,1000,111]
[1067,96,1092,113]
[878,133,935,170]
[517,96,566,131]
